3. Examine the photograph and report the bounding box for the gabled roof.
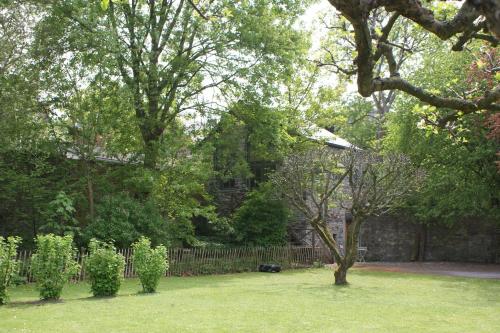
[305,126,356,150]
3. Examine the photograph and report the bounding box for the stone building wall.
[359,215,500,263]
[424,219,499,263]
[358,216,418,261]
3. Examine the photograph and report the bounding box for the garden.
[2,235,500,332]
[1,268,500,333]
[1,0,500,332]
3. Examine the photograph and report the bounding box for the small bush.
[132,237,168,293]
[0,236,21,305]
[31,234,79,300]
[85,239,125,297]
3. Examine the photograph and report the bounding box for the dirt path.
[353,262,500,279]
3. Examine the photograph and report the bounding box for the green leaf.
[101,0,110,11]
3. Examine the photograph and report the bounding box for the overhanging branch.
[372,77,500,115]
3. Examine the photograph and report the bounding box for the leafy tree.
[132,237,168,293]
[384,109,500,225]
[150,125,219,247]
[233,183,289,246]
[84,194,168,248]
[0,0,43,151]
[319,1,499,124]
[31,234,80,300]
[37,0,308,168]
[272,146,418,284]
[211,98,295,185]
[0,236,21,305]
[40,191,80,236]
[61,84,143,219]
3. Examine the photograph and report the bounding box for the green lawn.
[1,268,499,333]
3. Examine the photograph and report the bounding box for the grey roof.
[307,126,355,149]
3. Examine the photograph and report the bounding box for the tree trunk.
[418,224,427,262]
[85,162,95,220]
[143,138,159,169]
[411,223,427,261]
[334,264,348,285]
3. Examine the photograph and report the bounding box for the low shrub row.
[0,235,168,304]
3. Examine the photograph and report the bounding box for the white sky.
[297,0,333,53]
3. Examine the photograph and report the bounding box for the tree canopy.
[0,0,498,258]
[321,0,499,125]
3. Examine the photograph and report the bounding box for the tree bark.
[326,0,500,119]
[334,263,348,285]
[143,137,159,170]
[85,162,95,219]
[411,223,427,261]
[417,224,427,262]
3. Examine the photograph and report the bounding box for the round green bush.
[85,239,125,297]
[132,237,168,293]
[31,234,79,300]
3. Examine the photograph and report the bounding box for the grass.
[1,268,499,333]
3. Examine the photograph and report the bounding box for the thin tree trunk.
[418,224,427,262]
[411,223,428,261]
[85,162,95,219]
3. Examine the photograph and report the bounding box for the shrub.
[84,194,168,248]
[31,234,79,300]
[40,191,80,237]
[85,239,125,297]
[0,236,21,305]
[132,237,168,293]
[233,183,289,246]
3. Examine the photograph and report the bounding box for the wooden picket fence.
[15,246,333,283]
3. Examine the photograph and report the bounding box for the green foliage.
[100,0,109,11]
[164,219,197,248]
[212,98,293,184]
[152,131,218,247]
[0,150,61,244]
[384,110,500,224]
[84,194,168,248]
[132,237,168,293]
[40,191,79,236]
[85,239,125,297]
[31,234,79,300]
[34,0,309,168]
[233,183,289,246]
[0,236,21,305]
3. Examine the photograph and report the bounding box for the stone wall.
[424,219,498,263]
[359,215,500,263]
[359,215,418,261]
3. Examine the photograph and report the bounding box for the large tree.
[272,146,417,285]
[37,0,307,168]
[321,0,499,125]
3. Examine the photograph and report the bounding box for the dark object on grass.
[259,264,281,273]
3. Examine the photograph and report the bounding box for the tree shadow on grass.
[4,298,64,308]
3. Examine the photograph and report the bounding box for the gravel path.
[353,261,500,279]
